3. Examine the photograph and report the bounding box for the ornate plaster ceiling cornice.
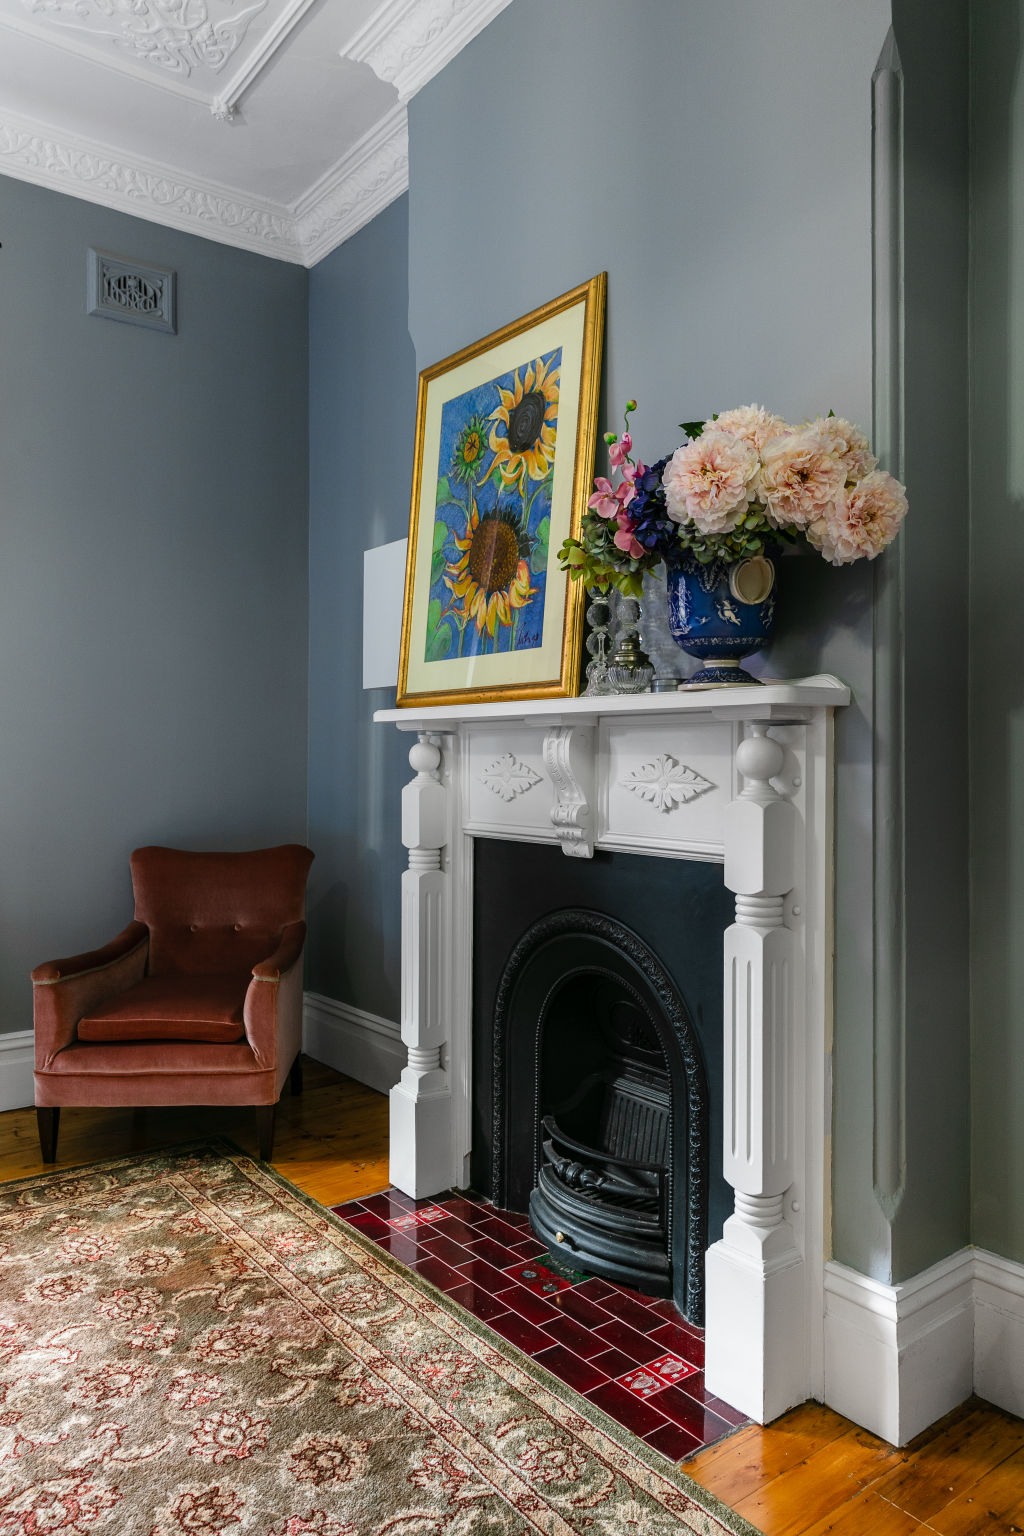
[0,107,304,260]
[341,0,514,100]
[292,102,408,268]
[0,0,511,266]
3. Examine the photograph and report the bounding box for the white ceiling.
[0,0,513,264]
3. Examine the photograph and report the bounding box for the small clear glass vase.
[582,588,615,696]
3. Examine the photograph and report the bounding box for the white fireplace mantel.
[374,675,848,1424]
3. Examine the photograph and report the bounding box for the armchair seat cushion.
[78,976,248,1044]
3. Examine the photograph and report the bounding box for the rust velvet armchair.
[31,844,314,1163]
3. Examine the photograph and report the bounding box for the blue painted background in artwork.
[423,348,560,663]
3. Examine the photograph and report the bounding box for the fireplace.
[471,839,732,1325]
[376,680,847,1423]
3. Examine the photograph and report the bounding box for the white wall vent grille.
[86,249,176,334]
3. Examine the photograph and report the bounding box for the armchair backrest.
[130,845,314,978]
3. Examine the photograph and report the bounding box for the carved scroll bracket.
[542,725,595,859]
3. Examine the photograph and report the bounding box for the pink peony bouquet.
[559,402,908,596]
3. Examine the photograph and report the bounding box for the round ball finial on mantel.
[409,737,442,778]
[736,725,785,789]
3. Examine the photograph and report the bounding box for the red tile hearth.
[332,1186,746,1464]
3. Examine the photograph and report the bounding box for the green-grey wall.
[970,0,1024,1264]
[885,0,971,1279]
[306,195,416,1019]
[0,177,310,1036]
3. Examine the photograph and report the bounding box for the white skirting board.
[302,993,404,1097]
[974,1249,1024,1421]
[0,1031,34,1112]
[824,1247,1024,1442]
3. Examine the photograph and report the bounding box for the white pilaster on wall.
[390,733,454,1198]
[705,723,808,1422]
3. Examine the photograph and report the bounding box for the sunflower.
[443,497,538,640]
[488,354,559,488]
[450,414,490,484]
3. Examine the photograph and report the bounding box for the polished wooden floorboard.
[2,1066,1021,1535]
[0,1057,389,1208]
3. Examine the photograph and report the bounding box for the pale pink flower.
[759,428,847,528]
[704,404,790,456]
[808,416,877,483]
[662,431,759,534]
[808,470,908,564]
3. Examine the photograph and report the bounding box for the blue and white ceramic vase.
[666,552,777,688]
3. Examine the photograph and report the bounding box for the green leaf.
[430,519,450,584]
[531,515,550,573]
[679,420,705,440]
[424,600,452,663]
[436,475,452,505]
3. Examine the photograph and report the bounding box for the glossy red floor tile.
[332,1185,746,1464]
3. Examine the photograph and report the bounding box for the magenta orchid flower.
[609,431,633,468]
[587,477,620,519]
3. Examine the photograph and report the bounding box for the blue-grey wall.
[969,0,1024,1265]
[407,0,923,1281]
[0,177,309,1035]
[306,195,416,1020]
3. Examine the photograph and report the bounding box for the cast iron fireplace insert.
[489,907,710,1325]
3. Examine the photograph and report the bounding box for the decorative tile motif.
[619,1365,672,1400]
[479,751,542,802]
[649,1353,700,1386]
[619,754,715,813]
[386,1205,447,1229]
[332,1185,745,1465]
[505,1261,574,1296]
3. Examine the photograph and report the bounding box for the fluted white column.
[389,733,453,1198]
[705,723,806,1421]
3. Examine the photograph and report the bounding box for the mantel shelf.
[374,673,850,731]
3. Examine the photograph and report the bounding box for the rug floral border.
[0,1140,763,1536]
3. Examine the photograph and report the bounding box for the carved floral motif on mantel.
[479,752,542,803]
[619,754,715,814]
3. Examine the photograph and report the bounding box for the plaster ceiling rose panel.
[0,0,323,118]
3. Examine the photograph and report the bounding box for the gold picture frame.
[396,273,606,708]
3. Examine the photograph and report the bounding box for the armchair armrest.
[244,922,307,1069]
[32,921,149,1069]
[251,922,307,980]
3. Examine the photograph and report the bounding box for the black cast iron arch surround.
[490,907,710,1325]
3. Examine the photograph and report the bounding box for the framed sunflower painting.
[396,273,606,707]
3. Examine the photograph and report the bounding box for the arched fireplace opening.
[491,909,710,1326]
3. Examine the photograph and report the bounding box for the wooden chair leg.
[36,1107,60,1163]
[255,1105,275,1162]
[289,1053,303,1096]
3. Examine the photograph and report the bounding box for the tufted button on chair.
[31,844,314,1163]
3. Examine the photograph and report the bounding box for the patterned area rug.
[0,1146,760,1535]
